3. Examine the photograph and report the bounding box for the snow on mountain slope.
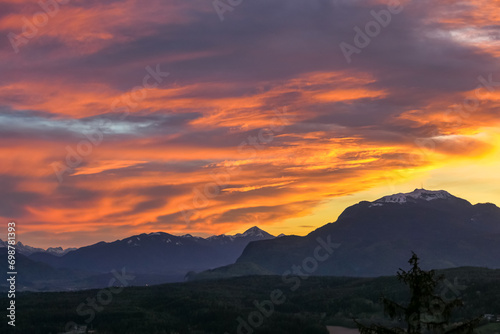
[0,240,76,256]
[373,189,454,205]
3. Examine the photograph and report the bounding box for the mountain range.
[2,188,500,290]
[0,226,275,291]
[0,239,76,256]
[193,189,500,279]
[29,226,274,275]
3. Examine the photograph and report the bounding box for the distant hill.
[0,248,90,291]
[187,261,275,281]
[194,189,500,279]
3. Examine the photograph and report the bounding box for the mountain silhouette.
[195,189,500,279]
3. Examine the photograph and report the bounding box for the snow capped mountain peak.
[122,227,275,246]
[239,226,270,238]
[373,189,454,205]
[0,239,76,256]
[244,226,264,236]
[207,234,224,240]
[47,246,77,255]
[208,226,274,241]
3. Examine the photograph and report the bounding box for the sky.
[1,0,500,248]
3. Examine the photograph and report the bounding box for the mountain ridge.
[0,239,77,257]
[26,226,276,285]
[373,188,457,204]
[0,226,273,253]
[193,189,500,280]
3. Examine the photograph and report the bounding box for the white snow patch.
[373,189,453,205]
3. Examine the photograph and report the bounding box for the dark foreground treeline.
[1,267,499,334]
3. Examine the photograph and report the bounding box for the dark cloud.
[0,176,41,217]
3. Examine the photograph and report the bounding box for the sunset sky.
[1,0,500,248]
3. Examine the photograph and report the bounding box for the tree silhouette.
[355,253,481,334]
